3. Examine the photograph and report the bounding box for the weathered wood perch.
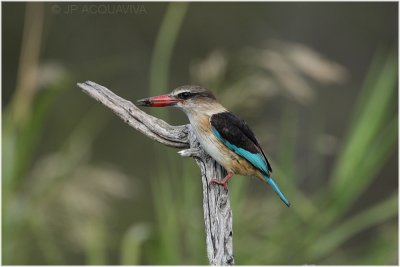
[77,81,234,265]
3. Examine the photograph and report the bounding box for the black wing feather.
[210,112,272,172]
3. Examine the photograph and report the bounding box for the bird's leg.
[210,172,234,191]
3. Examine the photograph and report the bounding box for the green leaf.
[309,194,398,260]
[120,223,151,265]
[328,51,397,218]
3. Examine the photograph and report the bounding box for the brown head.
[137,85,224,115]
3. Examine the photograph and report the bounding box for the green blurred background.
[2,2,398,265]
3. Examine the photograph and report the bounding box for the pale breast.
[190,116,228,165]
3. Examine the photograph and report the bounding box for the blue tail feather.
[265,176,291,207]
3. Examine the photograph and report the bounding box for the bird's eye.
[178,92,192,99]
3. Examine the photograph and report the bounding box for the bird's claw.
[209,179,228,191]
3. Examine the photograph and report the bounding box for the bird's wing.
[210,112,272,175]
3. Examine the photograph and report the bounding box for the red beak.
[137,94,179,107]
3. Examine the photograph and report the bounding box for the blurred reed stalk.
[149,2,189,119]
[10,3,44,127]
[142,3,210,264]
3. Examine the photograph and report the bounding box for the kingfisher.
[137,85,290,207]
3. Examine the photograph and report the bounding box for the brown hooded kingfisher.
[137,85,290,207]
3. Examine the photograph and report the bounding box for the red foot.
[209,172,234,191]
[210,179,229,190]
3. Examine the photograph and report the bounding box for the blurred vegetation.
[2,2,398,265]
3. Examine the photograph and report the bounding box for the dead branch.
[78,81,234,265]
